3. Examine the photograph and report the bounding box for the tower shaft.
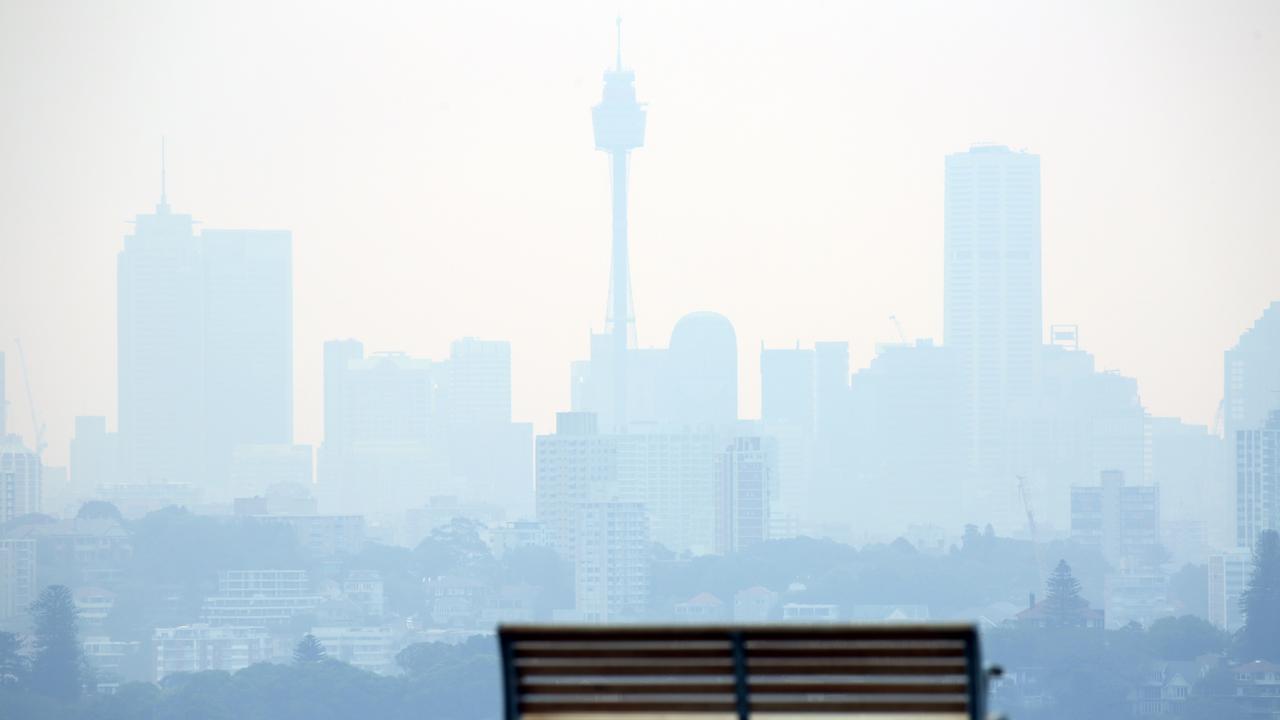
[609,149,632,428]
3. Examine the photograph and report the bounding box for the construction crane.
[888,314,908,344]
[1017,474,1046,591]
[14,339,46,459]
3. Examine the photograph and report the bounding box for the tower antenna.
[159,136,169,212]
[616,16,622,71]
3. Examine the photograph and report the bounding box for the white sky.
[1,0,1278,467]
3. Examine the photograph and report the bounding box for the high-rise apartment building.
[1236,410,1280,552]
[944,145,1042,522]
[535,413,616,562]
[715,437,774,554]
[1070,470,1160,568]
[0,434,41,524]
[574,500,649,622]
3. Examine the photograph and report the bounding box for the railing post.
[499,632,521,720]
[730,630,750,720]
[966,630,984,720]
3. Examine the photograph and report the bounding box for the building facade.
[944,144,1042,525]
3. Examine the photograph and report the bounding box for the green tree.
[76,500,124,522]
[294,634,327,664]
[1147,615,1230,660]
[0,630,26,685]
[28,584,82,701]
[1239,529,1280,661]
[1043,559,1087,628]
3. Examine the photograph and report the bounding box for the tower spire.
[158,136,170,213]
[616,16,622,71]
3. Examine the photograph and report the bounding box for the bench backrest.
[498,624,989,720]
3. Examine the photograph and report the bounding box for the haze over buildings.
[0,7,1279,715]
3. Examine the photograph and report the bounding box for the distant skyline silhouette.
[2,2,1278,465]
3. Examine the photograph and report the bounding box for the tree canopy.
[1239,529,1280,661]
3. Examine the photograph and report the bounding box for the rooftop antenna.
[158,136,170,213]
[615,15,622,71]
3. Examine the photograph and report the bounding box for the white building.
[574,501,649,622]
[153,624,273,681]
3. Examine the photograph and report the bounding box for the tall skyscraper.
[592,19,646,429]
[761,344,816,432]
[117,177,204,486]
[445,338,512,425]
[1225,302,1280,440]
[0,351,6,436]
[118,157,293,496]
[202,229,293,492]
[944,144,1042,521]
[1225,302,1280,546]
[322,339,365,453]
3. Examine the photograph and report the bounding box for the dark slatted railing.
[498,625,992,720]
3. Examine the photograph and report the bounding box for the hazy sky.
[1,1,1277,467]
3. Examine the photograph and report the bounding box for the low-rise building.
[259,515,364,558]
[342,571,384,618]
[202,569,321,628]
[673,593,727,622]
[309,626,396,675]
[782,603,839,622]
[732,586,778,622]
[153,624,273,681]
[1232,660,1280,718]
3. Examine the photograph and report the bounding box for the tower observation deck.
[592,17,646,429]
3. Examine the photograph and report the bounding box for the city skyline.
[3,5,1280,715]
[3,2,1279,467]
